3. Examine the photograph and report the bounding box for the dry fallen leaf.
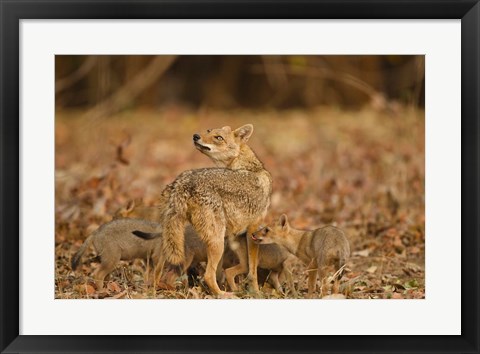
[54,107,425,300]
[107,281,122,293]
[352,249,370,257]
[85,284,96,295]
[322,294,346,299]
[409,246,420,254]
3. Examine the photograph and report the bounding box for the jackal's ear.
[221,126,232,133]
[279,214,289,229]
[125,200,136,213]
[234,124,254,142]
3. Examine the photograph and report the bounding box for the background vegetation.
[55,55,425,299]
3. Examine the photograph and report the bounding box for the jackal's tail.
[132,231,162,239]
[71,234,94,270]
[161,191,187,266]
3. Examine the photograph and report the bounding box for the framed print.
[1,0,479,353]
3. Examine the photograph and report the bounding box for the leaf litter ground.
[55,106,425,299]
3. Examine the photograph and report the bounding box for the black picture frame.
[1,1,479,353]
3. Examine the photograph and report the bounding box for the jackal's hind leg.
[282,266,298,297]
[267,271,283,294]
[191,209,227,295]
[152,261,165,287]
[204,238,225,296]
[224,234,247,291]
[225,262,248,291]
[93,256,118,291]
[151,247,166,287]
[216,254,225,286]
[317,256,330,298]
[246,225,261,294]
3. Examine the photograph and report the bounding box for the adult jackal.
[134,124,272,296]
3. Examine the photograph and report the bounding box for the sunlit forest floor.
[55,106,425,299]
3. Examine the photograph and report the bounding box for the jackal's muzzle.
[193,134,211,151]
[251,226,269,243]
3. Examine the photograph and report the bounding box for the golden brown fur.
[71,218,211,290]
[131,227,295,294]
[120,199,293,294]
[252,215,350,298]
[135,124,272,296]
[224,234,297,296]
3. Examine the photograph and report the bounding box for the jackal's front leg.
[246,227,260,294]
[306,259,318,299]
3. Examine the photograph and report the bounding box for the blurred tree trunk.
[55,56,97,95]
[205,56,243,108]
[84,55,177,120]
[125,56,158,107]
[55,55,424,110]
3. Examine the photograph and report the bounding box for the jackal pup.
[71,218,207,290]
[251,215,350,298]
[224,234,297,296]
[120,199,292,292]
[113,199,161,220]
[134,124,272,296]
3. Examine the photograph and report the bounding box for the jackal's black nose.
[193,134,201,141]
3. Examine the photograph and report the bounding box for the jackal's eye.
[215,136,224,141]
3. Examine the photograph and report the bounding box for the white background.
[20,20,461,335]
